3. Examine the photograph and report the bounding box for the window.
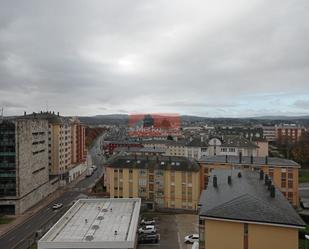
[288,180,293,189]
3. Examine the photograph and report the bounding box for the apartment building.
[276,124,305,145]
[48,115,72,180]
[0,118,56,215]
[198,169,305,249]
[142,140,187,157]
[105,155,200,210]
[198,155,300,207]
[185,137,208,160]
[70,117,86,164]
[262,125,277,142]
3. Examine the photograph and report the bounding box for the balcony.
[0,152,16,156]
[0,163,16,169]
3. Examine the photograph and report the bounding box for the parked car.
[141,218,156,226]
[52,203,63,210]
[138,233,159,244]
[184,234,199,244]
[86,167,93,177]
[138,225,156,234]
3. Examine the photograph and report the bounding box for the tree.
[291,131,309,167]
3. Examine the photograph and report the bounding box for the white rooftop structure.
[38,198,141,249]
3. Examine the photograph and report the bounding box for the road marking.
[177,231,183,249]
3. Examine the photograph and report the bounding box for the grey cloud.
[0,0,309,117]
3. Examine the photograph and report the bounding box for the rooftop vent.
[228,175,232,185]
[92,225,100,230]
[259,170,264,180]
[270,185,275,198]
[102,208,108,212]
[97,216,104,220]
[85,235,94,241]
[264,175,269,185]
[213,175,218,188]
[114,230,118,235]
[237,172,242,178]
[267,180,272,190]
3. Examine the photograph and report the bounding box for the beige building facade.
[105,155,200,210]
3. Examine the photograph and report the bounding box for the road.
[0,133,106,249]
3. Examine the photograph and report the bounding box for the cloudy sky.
[1,0,309,117]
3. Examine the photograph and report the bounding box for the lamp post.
[305,234,309,249]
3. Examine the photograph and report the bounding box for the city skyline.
[1,0,309,117]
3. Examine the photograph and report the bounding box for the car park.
[184,234,199,243]
[52,203,63,210]
[138,225,156,234]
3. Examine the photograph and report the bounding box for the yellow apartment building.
[105,155,200,210]
[47,115,72,178]
[198,169,305,249]
[198,155,300,207]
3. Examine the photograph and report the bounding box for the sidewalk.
[0,171,87,237]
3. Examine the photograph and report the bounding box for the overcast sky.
[1,0,309,117]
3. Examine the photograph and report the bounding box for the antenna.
[0,107,3,120]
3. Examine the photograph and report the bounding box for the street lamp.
[305,234,309,249]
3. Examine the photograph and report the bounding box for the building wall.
[255,141,269,157]
[204,219,243,249]
[202,219,298,249]
[249,224,298,249]
[105,167,200,210]
[49,121,72,176]
[17,119,49,198]
[199,162,299,207]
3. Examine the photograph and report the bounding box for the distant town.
[0,112,309,249]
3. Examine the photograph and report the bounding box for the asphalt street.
[0,134,106,249]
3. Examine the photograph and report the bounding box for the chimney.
[52,111,55,115]
[264,175,269,185]
[270,185,275,198]
[24,111,26,116]
[250,155,253,164]
[265,156,268,165]
[57,112,59,116]
[225,155,228,163]
[228,175,232,185]
[239,152,242,164]
[259,170,264,180]
[213,175,217,188]
[267,179,272,190]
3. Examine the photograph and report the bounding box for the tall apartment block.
[0,118,51,214]
[70,117,86,165]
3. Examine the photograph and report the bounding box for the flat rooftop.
[38,198,141,249]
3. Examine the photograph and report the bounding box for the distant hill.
[78,114,309,126]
